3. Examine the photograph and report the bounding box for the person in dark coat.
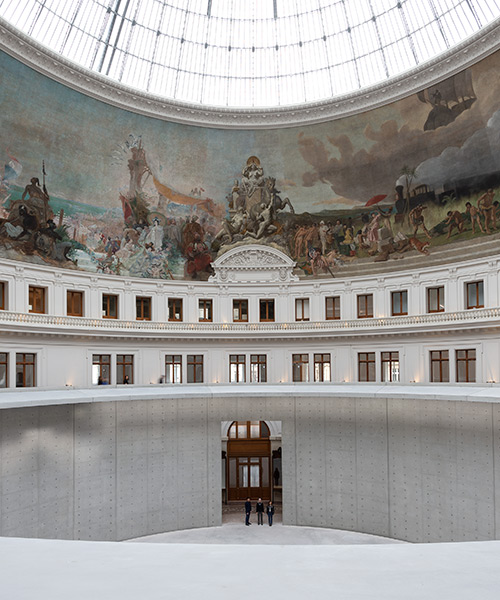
[256,498,264,525]
[244,497,252,526]
[266,501,275,526]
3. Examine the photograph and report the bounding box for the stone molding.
[210,245,298,284]
[1,16,500,129]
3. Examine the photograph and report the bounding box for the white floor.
[128,521,407,545]
[2,531,500,599]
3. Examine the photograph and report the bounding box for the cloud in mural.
[414,109,500,189]
[297,105,492,202]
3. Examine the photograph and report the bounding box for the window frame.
[233,299,249,323]
[427,286,445,313]
[92,354,111,384]
[117,354,134,384]
[136,296,152,321]
[67,290,84,317]
[16,353,36,387]
[29,285,46,314]
[229,354,246,383]
[391,290,408,316]
[381,351,400,382]
[357,294,373,319]
[295,298,310,322]
[465,281,484,310]
[0,281,6,310]
[430,349,450,383]
[456,348,476,383]
[102,293,118,319]
[165,354,182,383]
[358,352,376,382]
[250,354,267,383]
[0,352,8,388]
[187,354,204,383]
[198,299,213,322]
[314,353,331,382]
[168,298,183,322]
[325,296,340,320]
[292,353,309,382]
[259,299,275,322]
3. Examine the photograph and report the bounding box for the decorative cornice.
[210,245,298,284]
[1,17,500,129]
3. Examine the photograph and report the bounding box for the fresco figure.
[478,189,496,234]
[444,210,465,238]
[465,202,485,234]
[409,204,432,239]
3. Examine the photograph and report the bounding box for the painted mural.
[1,48,500,280]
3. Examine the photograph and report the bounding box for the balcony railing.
[1,307,500,337]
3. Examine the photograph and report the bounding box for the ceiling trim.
[1,17,500,129]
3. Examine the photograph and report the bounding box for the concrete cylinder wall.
[1,393,499,542]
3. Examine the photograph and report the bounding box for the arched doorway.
[226,421,271,501]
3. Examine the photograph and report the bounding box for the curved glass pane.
[0,0,499,107]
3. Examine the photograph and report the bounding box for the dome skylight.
[0,0,499,107]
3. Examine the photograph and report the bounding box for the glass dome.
[1,0,499,107]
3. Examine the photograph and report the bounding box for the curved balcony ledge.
[1,307,499,340]
[1,383,500,411]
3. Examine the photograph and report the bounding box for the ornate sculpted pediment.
[209,244,298,284]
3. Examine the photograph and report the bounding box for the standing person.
[256,498,264,525]
[123,375,130,384]
[244,497,252,526]
[266,501,275,526]
[466,202,485,234]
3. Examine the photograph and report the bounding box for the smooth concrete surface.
[128,522,408,545]
[1,536,500,600]
[2,394,500,543]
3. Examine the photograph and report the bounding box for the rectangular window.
[391,291,408,316]
[427,286,444,313]
[250,354,267,383]
[430,350,449,383]
[187,355,203,383]
[102,294,118,319]
[260,299,275,322]
[325,296,340,320]
[358,352,376,382]
[0,281,6,310]
[16,353,35,387]
[117,354,134,384]
[295,298,310,321]
[0,352,8,388]
[198,299,213,322]
[165,355,182,383]
[168,298,183,322]
[357,294,373,318]
[136,296,151,320]
[67,290,84,317]
[466,281,484,309]
[92,354,111,385]
[229,354,246,383]
[314,353,331,382]
[233,299,248,322]
[29,286,46,314]
[292,354,309,382]
[381,351,400,382]
[456,349,476,383]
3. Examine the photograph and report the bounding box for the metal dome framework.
[0,0,499,107]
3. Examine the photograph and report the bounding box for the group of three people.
[244,498,274,526]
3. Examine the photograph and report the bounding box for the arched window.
[228,421,270,439]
